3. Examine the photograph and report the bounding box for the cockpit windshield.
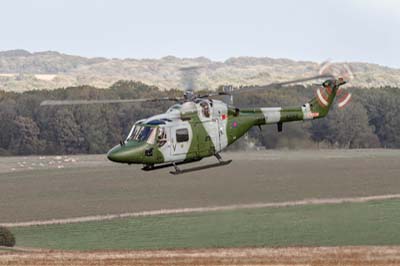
[127,125,157,144]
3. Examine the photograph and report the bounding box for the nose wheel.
[142,164,155,171]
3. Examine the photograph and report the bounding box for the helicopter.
[40,65,352,174]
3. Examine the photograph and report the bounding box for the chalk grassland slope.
[1,150,400,223]
[9,199,400,250]
[1,50,400,91]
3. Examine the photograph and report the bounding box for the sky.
[1,0,399,67]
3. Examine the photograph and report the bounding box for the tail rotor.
[319,61,354,109]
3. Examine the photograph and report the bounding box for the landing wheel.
[142,164,154,171]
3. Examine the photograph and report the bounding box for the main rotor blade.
[198,91,231,98]
[231,74,335,95]
[40,97,181,106]
[276,74,336,86]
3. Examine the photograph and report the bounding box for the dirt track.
[2,246,400,266]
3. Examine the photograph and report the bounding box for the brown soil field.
[1,149,400,223]
[1,246,400,266]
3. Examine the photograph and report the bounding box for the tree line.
[0,80,399,155]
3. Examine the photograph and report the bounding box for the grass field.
[1,150,400,223]
[10,199,400,251]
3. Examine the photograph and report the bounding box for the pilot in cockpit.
[157,127,167,147]
[200,101,210,118]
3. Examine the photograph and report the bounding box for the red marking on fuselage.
[312,112,320,117]
[326,86,332,95]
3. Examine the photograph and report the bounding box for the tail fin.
[308,78,346,119]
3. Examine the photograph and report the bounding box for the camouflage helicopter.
[41,65,352,174]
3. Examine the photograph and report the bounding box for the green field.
[11,199,400,251]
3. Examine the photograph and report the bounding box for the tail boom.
[226,78,345,144]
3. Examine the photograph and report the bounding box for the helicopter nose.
[107,141,149,164]
[107,145,126,163]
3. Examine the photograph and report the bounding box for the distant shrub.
[0,226,15,247]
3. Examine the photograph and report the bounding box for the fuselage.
[107,99,232,165]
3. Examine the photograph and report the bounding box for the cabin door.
[170,126,191,156]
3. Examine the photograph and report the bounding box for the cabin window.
[176,128,189,142]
